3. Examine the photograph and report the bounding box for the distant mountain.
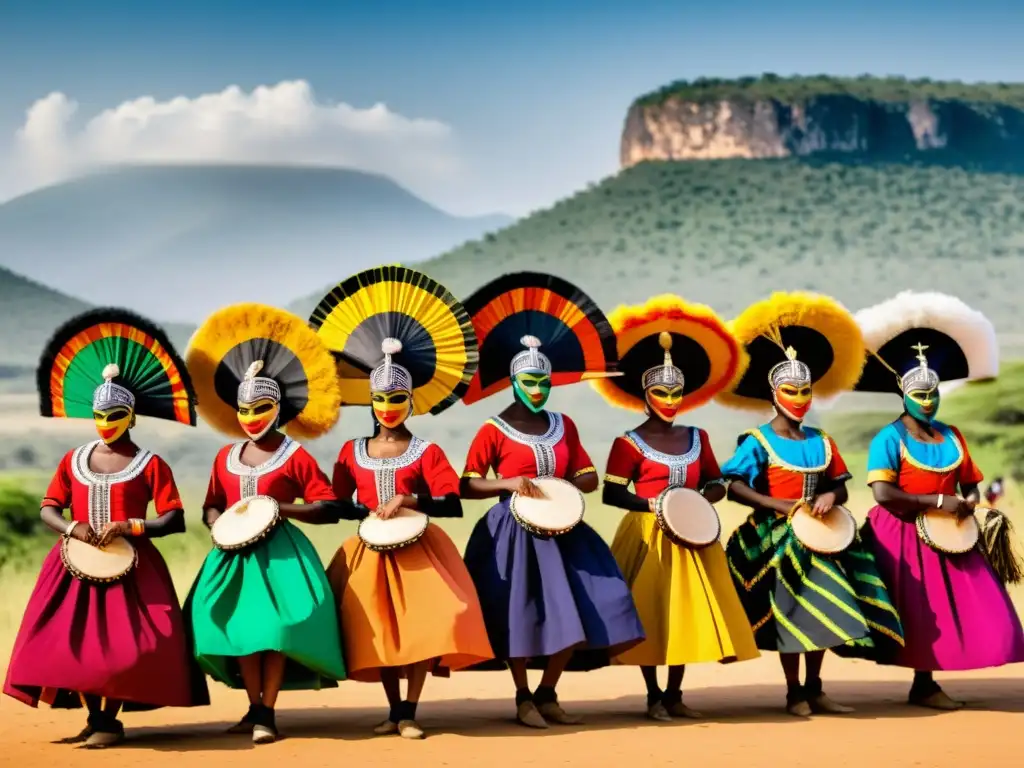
[0,165,511,323]
[0,266,195,368]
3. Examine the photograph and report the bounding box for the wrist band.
[936,494,944,510]
[129,518,145,536]
[64,520,78,538]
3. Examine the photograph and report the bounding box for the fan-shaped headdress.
[462,271,619,404]
[593,294,748,414]
[186,303,340,439]
[716,291,865,410]
[37,308,196,425]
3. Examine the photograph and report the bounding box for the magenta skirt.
[862,505,1024,671]
[4,538,209,710]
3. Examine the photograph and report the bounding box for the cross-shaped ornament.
[911,342,929,365]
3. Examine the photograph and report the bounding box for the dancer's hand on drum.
[69,524,97,545]
[811,492,836,517]
[648,496,657,512]
[375,495,406,520]
[514,477,546,499]
[954,498,976,520]
[97,521,131,548]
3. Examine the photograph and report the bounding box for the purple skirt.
[463,497,644,670]
[4,538,209,710]
[862,505,1024,671]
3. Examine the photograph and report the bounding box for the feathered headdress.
[186,303,340,439]
[853,291,998,394]
[37,308,196,425]
[308,266,477,416]
[593,294,748,414]
[716,291,865,410]
[461,271,620,404]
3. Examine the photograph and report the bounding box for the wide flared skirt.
[4,538,209,710]
[463,498,644,670]
[327,524,494,682]
[611,512,760,666]
[725,508,904,656]
[861,505,1024,670]
[185,520,346,690]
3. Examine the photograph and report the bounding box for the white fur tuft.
[854,291,999,381]
[244,360,265,380]
[520,335,541,349]
[102,363,120,382]
[381,337,403,355]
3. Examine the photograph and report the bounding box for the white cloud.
[2,80,461,203]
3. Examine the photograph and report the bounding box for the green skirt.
[185,520,346,689]
[724,508,903,656]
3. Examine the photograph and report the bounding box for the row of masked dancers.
[5,268,1024,748]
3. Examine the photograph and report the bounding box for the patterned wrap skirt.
[725,508,904,655]
[185,520,346,689]
[611,511,759,666]
[463,497,645,670]
[327,523,494,682]
[4,538,209,710]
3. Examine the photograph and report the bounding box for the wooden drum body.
[211,495,281,551]
[916,509,979,554]
[358,509,430,552]
[510,477,585,537]
[653,487,721,549]
[789,504,857,555]
[61,535,137,583]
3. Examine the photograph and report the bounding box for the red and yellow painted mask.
[773,383,813,422]
[371,389,412,429]
[645,384,684,423]
[237,397,280,441]
[93,406,134,444]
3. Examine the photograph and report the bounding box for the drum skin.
[654,487,721,548]
[210,496,280,551]
[509,477,585,536]
[60,536,137,583]
[789,505,856,555]
[358,509,430,552]
[916,510,979,554]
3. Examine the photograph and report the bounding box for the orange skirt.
[327,524,494,682]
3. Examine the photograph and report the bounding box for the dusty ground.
[0,656,1020,768]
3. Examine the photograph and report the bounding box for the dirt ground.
[1,656,1020,768]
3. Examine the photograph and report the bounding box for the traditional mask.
[773,382,813,422]
[513,372,551,413]
[904,386,940,424]
[646,384,684,423]
[371,389,412,429]
[93,406,134,444]
[237,397,280,440]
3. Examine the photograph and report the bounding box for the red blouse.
[203,436,334,511]
[42,441,182,530]
[603,427,722,499]
[332,437,460,509]
[462,413,596,481]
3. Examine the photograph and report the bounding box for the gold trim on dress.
[743,428,832,474]
[866,468,898,485]
[603,474,630,485]
[898,428,964,475]
[573,466,596,478]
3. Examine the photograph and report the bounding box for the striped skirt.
[724,508,904,656]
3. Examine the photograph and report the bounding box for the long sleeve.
[418,444,463,518]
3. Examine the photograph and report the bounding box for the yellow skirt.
[327,524,494,682]
[611,512,760,666]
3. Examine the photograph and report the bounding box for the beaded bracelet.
[64,520,79,539]
[129,518,145,536]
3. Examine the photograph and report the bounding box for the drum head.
[791,505,856,554]
[359,509,429,548]
[921,511,979,553]
[660,488,720,546]
[65,536,135,579]
[212,496,279,548]
[513,477,585,531]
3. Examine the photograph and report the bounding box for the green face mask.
[904,387,940,424]
[512,372,552,413]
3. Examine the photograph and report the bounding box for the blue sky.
[2,0,1024,215]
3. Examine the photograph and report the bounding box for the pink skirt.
[863,506,1024,671]
[4,538,209,709]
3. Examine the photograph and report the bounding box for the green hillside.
[634,74,1024,107]
[411,158,1024,357]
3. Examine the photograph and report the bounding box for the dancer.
[593,295,760,721]
[854,291,1024,709]
[4,309,209,748]
[459,272,645,729]
[716,292,903,717]
[309,267,493,739]
[185,303,349,744]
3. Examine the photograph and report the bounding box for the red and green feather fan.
[36,308,197,426]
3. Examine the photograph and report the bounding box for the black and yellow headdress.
[37,308,196,426]
[461,271,620,404]
[186,303,340,439]
[308,266,477,416]
[716,291,865,410]
[853,291,998,394]
[593,294,748,414]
